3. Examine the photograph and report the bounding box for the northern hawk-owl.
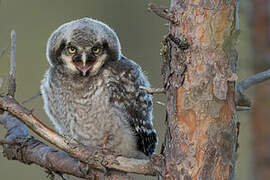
[41,18,157,159]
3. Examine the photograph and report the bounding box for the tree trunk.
[250,0,270,179]
[162,0,239,179]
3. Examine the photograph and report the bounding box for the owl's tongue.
[72,59,95,76]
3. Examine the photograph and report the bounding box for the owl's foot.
[45,169,66,180]
[150,154,166,176]
[102,133,114,149]
[103,135,109,149]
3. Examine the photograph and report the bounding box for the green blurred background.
[0,0,260,179]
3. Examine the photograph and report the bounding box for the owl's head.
[46,18,121,76]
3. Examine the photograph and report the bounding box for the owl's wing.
[109,56,157,156]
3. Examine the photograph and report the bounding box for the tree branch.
[238,69,270,90]
[0,77,4,90]
[0,47,7,58]
[0,95,162,176]
[22,91,41,104]
[0,112,106,180]
[139,86,165,94]
[0,138,13,145]
[236,69,270,107]
[8,30,16,97]
[148,3,176,23]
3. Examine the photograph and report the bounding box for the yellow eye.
[92,47,101,54]
[68,47,77,54]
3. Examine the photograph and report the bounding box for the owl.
[40,18,157,159]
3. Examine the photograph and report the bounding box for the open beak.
[72,58,96,76]
[71,52,97,76]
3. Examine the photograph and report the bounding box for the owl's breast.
[68,81,139,157]
[41,68,143,158]
[51,77,110,135]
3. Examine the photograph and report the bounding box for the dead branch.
[0,138,13,145]
[236,69,270,107]
[0,77,4,90]
[0,112,103,180]
[22,90,42,104]
[139,86,165,94]
[8,30,16,97]
[148,3,176,23]
[238,69,270,90]
[156,101,165,106]
[236,106,251,111]
[0,95,162,176]
[0,47,7,58]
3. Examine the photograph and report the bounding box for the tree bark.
[250,0,270,179]
[162,0,239,179]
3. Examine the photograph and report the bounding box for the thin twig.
[148,3,176,23]
[0,138,13,145]
[22,91,42,104]
[8,30,16,97]
[0,77,4,90]
[156,101,165,106]
[0,47,7,58]
[238,69,270,91]
[236,106,251,111]
[236,69,270,107]
[139,86,165,94]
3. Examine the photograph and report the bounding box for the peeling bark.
[162,0,239,179]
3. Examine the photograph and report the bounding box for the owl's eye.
[68,46,77,54]
[92,47,101,54]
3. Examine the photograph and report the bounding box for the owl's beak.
[71,52,96,76]
[72,58,96,76]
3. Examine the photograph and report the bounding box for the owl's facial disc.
[62,43,107,76]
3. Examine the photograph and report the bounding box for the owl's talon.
[45,169,55,180]
[103,134,111,149]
